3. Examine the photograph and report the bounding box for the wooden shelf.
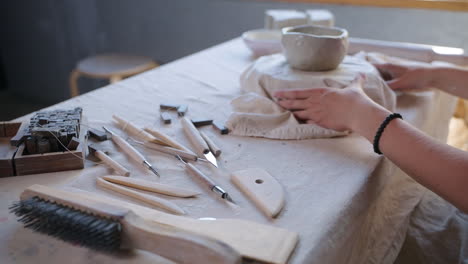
[268,0,468,12]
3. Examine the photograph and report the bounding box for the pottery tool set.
[8,108,296,263]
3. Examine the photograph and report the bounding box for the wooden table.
[0,38,457,263]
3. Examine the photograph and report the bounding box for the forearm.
[353,105,468,213]
[430,67,468,99]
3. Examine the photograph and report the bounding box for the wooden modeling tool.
[102,126,160,177]
[141,141,200,162]
[200,131,222,157]
[88,144,130,176]
[180,117,218,168]
[231,168,285,218]
[177,156,234,204]
[112,115,168,145]
[14,184,298,264]
[102,175,200,198]
[97,177,185,215]
[12,184,241,264]
[143,127,196,155]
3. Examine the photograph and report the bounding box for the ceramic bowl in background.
[242,29,282,57]
[282,25,348,71]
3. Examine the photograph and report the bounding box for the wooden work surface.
[0,38,458,263]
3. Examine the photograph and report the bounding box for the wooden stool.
[70,54,158,97]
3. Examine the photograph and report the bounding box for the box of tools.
[0,107,87,177]
[0,122,22,176]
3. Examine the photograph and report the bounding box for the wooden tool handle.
[124,215,241,264]
[185,162,216,189]
[200,131,222,157]
[180,117,209,156]
[95,150,130,176]
[113,115,167,145]
[110,133,145,163]
[102,175,200,198]
[143,142,198,161]
[144,127,196,155]
[97,178,185,215]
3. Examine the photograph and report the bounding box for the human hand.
[373,63,433,91]
[273,75,384,132]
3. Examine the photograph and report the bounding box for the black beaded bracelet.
[373,113,403,155]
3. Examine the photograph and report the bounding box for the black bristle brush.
[10,184,240,264]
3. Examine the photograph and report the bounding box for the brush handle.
[102,175,200,198]
[180,117,209,156]
[95,150,131,176]
[97,178,185,215]
[143,142,198,161]
[200,131,222,157]
[124,213,241,264]
[20,184,241,264]
[113,115,167,145]
[143,127,196,155]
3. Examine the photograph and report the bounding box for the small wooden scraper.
[231,168,285,218]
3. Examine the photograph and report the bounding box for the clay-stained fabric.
[226,53,396,139]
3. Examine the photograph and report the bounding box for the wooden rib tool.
[88,144,130,176]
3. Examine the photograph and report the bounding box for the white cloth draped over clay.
[226,52,396,139]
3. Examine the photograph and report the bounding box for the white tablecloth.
[0,38,458,264]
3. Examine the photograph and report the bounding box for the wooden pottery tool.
[177,156,234,204]
[200,131,222,157]
[102,175,200,198]
[97,177,185,215]
[180,117,218,167]
[103,126,160,177]
[12,184,241,264]
[14,184,298,264]
[143,127,195,155]
[231,168,285,218]
[112,114,168,145]
[141,141,199,162]
[88,144,130,176]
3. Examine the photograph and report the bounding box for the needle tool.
[177,155,234,204]
[103,126,160,177]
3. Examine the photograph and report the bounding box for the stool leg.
[70,70,81,97]
[110,75,123,84]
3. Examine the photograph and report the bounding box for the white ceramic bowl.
[282,25,348,71]
[242,29,282,57]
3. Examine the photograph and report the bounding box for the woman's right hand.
[373,63,434,91]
